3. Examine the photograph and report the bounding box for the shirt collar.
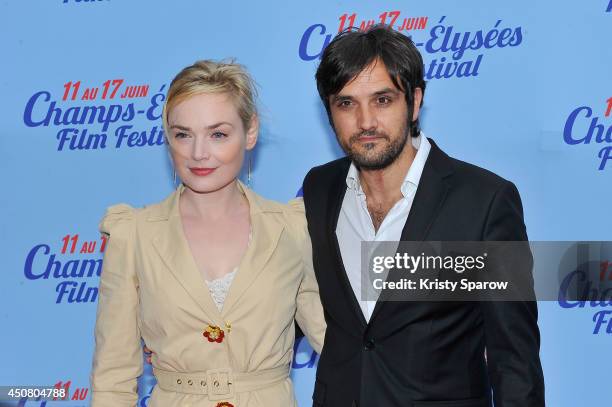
[345,132,431,197]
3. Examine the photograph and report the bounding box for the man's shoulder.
[303,156,351,187]
[448,156,512,190]
[306,156,351,177]
[430,141,515,194]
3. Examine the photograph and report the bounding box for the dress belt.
[153,364,290,400]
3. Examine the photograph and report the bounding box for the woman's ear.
[245,114,259,150]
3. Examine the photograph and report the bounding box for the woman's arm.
[290,198,327,355]
[90,204,143,406]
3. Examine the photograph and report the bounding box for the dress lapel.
[149,181,285,322]
[150,185,224,326]
[220,181,284,316]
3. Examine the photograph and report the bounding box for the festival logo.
[563,97,612,170]
[23,233,106,304]
[22,79,166,152]
[136,359,156,407]
[557,243,612,335]
[607,0,612,12]
[292,335,319,369]
[298,10,524,80]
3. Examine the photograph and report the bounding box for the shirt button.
[364,339,375,350]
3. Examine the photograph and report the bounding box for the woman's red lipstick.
[189,167,216,176]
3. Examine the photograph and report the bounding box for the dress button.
[364,339,375,350]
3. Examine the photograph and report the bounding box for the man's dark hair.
[315,24,426,137]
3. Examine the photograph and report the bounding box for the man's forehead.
[338,62,402,96]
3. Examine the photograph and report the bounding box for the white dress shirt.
[335,133,431,322]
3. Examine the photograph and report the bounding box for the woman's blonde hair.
[162,59,258,136]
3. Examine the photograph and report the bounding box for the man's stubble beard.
[339,122,410,170]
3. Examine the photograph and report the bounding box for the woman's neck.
[179,179,247,221]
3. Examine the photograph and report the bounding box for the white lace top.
[205,268,238,311]
[203,226,252,311]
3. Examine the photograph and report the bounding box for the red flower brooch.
[203,325,225,343]
[215,402,234,407]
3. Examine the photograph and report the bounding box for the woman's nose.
[191,136,211,161]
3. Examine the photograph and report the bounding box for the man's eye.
[338,100,352,108]
[377,96,391,104]
[211,131,228,139]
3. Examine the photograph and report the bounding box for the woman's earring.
[247,153,252,188]
[167,146,179,188]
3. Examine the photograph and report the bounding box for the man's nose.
[357,104,377,131]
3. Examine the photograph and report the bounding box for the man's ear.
[245,115,259,150]
[412,87,423,121]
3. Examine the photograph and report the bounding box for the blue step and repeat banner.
[1,1,611,406]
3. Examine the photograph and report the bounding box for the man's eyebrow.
[332,87,401,102]
[372,88,401,96]
[332,94,353,103]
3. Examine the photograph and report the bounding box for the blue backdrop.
[2,1,611,406]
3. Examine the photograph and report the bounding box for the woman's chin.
[181,176,237,195]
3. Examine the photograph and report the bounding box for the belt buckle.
[206,368,234,401]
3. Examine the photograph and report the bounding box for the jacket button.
[364,339,375,350]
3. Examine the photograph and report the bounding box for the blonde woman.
[90,60,326,407]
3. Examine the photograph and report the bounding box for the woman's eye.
[175,132,189,139]
[211,131,228,139]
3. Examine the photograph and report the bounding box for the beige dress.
[90,181,326,407]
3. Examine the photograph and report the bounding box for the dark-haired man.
[301,25,545,406]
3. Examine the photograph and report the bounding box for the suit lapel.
[328,159,368,329]
[150,185,224,326]
[368,139,453,325]
[221,182,284,316]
